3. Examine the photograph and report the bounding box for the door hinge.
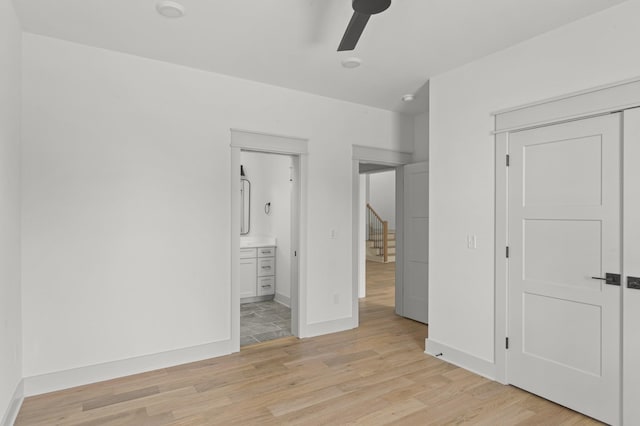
[506,246,510,258]
[506,154,510,167]
[506,337,509,349]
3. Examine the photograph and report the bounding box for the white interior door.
[507,114,621,425]
[402,162,429,324]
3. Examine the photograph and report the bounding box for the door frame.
[351,145,412,324]
[230,129,308,352]
[493,76,640,423]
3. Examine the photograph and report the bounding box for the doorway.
[359,167,398,316]
[493,77,640,426]
[351,145,427,327]
[230,130,307,351]
[238,151,297,347]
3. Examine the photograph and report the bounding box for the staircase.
[366,203,395,263]
[367,230,395,263]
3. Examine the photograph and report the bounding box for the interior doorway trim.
[352,145,412,165]
[230,129,308,352]
[352,145,411,327]
[494,79,640,424]
[492,75,640,134]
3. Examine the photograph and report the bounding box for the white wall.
[240,151,293,304]
[429,0,640,376]
[20,33,414,382]
[412,112,429,163]
[368,171,396,230]
[0,0,23,422]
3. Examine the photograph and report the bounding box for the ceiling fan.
[337,0,391,51]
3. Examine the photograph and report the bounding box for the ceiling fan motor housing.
[352,0,391,15]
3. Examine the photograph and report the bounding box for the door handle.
[628,276,640,290]
[591,273,620,286]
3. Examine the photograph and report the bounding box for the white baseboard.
[425,338,496,381]
[274,293,290,307]
[24,339,235,397]
[302,316,356,338]
[1,379,23,426]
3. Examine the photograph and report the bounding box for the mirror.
[240,177,251,235]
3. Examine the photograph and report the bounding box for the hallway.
[15,263,599,425]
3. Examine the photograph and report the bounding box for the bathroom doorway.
[230,129,307,351]
[238,151,297,346]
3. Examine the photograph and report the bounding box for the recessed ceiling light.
[341,57,362,69]
[156,1,185,18]
[402,94,415,102]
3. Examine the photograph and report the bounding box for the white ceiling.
[15,0,628,115]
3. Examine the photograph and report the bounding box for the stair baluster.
[366,203,389,263]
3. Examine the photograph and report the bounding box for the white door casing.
[351,145,412,325]
[402,162,429,324]
[231,129,308,347]
[507,114,621,425]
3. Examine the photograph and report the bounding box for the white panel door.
[508,114,621,425]
[402,162,429,324]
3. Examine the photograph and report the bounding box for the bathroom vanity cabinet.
[240,246,276,302]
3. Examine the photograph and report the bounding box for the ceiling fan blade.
[337,11,370,51]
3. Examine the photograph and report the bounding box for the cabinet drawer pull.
[261,266,271,269]
[261,285,271,288]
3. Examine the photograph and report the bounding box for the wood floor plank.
[15,261,602,425]
[82,386,160,411]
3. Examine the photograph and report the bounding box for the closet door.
[507,114,621,425]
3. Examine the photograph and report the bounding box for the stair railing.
[366,203,389,263]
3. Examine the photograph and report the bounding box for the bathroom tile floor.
[240,300,292,347]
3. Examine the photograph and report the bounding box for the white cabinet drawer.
[258,277,275,295]
[240,248,257,259]
[257,258,275,277]
[257,247,275,258]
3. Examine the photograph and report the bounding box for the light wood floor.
[16,262,601,425]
